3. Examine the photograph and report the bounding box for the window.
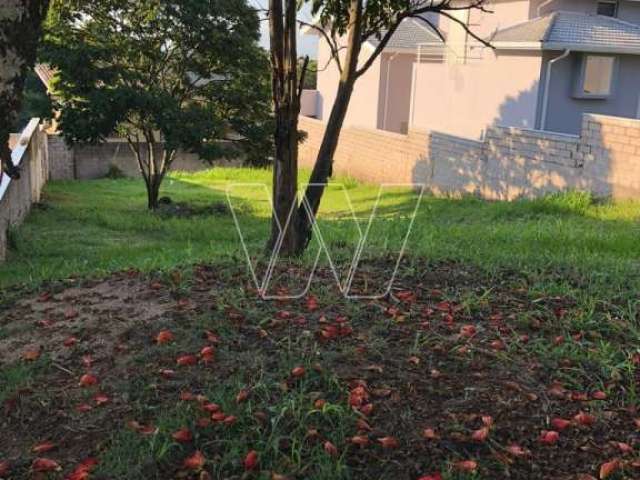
[577,55,616,98]
[597,1,618,17]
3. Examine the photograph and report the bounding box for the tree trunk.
[147,175,161,210]
[267,0,301,255]
[0,0,50,180]
[296,0,363,252]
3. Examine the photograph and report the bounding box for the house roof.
[367,17,442,51]
[490,11,640,54]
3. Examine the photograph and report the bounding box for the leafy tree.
[0,0,51,181]
[17,71,52,129]
[43,0,273,209]
[267,0,489,254]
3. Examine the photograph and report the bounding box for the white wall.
[316,39,383,130]
[411,50,543,139]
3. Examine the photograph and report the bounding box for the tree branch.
[297,55,310,101]
[297,20,343,73]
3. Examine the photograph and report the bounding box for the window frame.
[596,0,618,17]
[574,53,618,100]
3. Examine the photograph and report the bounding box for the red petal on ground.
[548,382,567,398]
[32,458,61,472]
[615,441,633,454]
[471,427,489,442]
[78,374,98,387]
[454,460,478,472]
[350,435,370,446]
[200,346,215,363]
[459,325,477,338]
[75,403,93,413]
[23,348,41,361]
[223,415,237,426]
[204,330,220,344]
[156,330,174,344]
[176,354,198,366]
[539,430,560,445]
[599,459,621,479]
[93,393,109,405]
[236,388,250,403]
[211,412,226,422]
[159,369,176,378]
[571,392,589,401]
[506,444,530,457]
[202,402,220,413]
[66,458,99,480]
[180,391,195,401]
[592,390,607,400]
[63,336,79,347]
[183,451,205,470]
[172,428,193,443]
[244,450,258,471]
[0,461,9,476]
[574,411,596,426]
[305,295,319,311]
[324,441,338,456]
[82,355,93,368]
[359,403,374,416]
[32,442,56,454]
[551,418,572,430]
[377,436,399,449]
[418,474,442,480]
[291,366,305,377]
[422,428,439,440]
[196,417,211,428]
[64,308,79,319]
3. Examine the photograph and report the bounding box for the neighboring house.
[304,0,640,138]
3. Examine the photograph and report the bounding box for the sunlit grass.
[2,167,640,294]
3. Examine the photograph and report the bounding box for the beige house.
[303,0,640,138]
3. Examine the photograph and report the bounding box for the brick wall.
[299,113,640,200]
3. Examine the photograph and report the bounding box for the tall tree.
[0,0,50,181]
[267,0,489,254]
[43,0,273,209]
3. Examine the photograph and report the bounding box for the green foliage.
[17,71,53,129]
[300,58,318,90]
[42,0,273,165]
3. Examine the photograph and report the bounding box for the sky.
[253,2,319,59]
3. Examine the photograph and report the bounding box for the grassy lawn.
[2,167,640,292]
[2,168,640,479]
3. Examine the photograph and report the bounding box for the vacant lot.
[2,169,640,479]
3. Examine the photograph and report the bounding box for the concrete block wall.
[299,113,640,201]
[299,117,429,185]
[0,121,49,261]
[47,137,236,180]
[48,134,75,180]
[581,114,640,198]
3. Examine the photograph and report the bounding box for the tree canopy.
[43,0,273,208]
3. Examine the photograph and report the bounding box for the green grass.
[2,167,640,294]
